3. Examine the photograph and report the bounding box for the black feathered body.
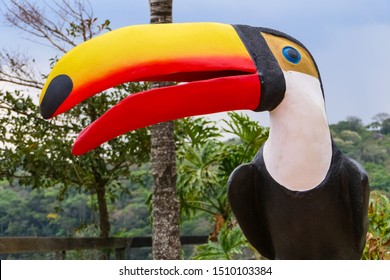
[228,143,369,259]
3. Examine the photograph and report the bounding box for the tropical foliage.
[0,0,389,261]
[362,192,390,260]
[193,224,248,260]
[176,113,268,244]
[1,113,390,259]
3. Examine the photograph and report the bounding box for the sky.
[1,0,389,126]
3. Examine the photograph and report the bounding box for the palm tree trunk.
[149,0,181,260]
[149,0,173,23]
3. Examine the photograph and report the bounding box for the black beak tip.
[40,105,54,119]
[40,74,73,119]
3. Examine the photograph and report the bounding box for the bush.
[362,192,390,260]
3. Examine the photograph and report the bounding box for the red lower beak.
[73,73,260,155]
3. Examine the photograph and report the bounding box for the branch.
[2,0,105,53]
[181,199,219,216]
[0,50,44,89]
[0,76,43,89]
[3,0,74,52]
[1,0,112,89]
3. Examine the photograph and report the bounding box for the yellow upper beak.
[39,22,256,119]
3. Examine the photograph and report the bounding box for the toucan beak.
[39,22,262,155]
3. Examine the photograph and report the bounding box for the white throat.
[263,71,332,191]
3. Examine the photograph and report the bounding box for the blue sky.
[1,0,389,125]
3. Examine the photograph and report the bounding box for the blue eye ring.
[282,46,301,64]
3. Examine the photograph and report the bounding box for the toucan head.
[39,23,322,155]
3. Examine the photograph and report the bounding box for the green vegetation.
[362,192,390,260]
[0,0,388,261]
[2,113,388,259]
[193,224,248,260]
[330,114,390,195]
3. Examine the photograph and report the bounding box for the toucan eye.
[282,46,301,64]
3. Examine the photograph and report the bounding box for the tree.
[382,118,390,135]
[362,191,390,260]
[0,0,151,239]
[346,116,364,132]
[177,113,269,259]
[368,113,390,135]
[193,225,248,260]
[373,113,390,135]
[372,113,390,126]
[0,181,95,237]
[148,0,181,260]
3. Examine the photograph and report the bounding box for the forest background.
[0,0,389,260]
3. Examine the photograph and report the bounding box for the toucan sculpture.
[39,23,370,259]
